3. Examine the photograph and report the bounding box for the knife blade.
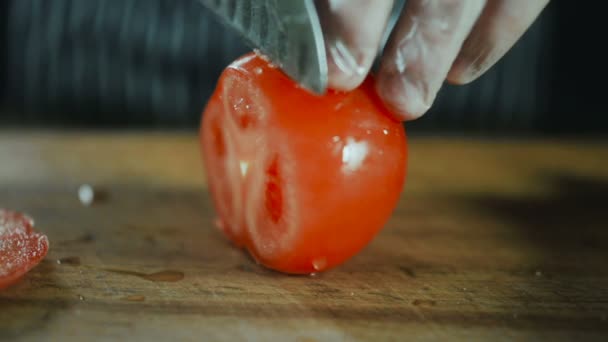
[199,0,328,95]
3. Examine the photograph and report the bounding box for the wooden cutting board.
[1,131,607,341]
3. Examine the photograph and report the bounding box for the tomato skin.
[0,210,49,290]
[200,52,407,274]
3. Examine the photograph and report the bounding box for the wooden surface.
[1,131,607,341]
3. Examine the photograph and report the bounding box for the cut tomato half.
[200,52,407,274]
[0,209,49,290]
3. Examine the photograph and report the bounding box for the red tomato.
[0,209,49,290]
[200,52,407,274]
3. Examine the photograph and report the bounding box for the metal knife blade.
[199,0,328,95]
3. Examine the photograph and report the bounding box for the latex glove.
[317,0,551,120]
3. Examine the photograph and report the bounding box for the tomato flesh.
[0,209,49,289]
[200,52,407,274]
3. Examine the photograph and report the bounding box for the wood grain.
[1,131,607,341]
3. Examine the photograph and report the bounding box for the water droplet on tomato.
[312,257,327,271]
[231,97,257,129]
[24,216,35,227]
[239,160,249,177]
[341,138,369,173]
[233,97,245,110]
[253,67,263,75]
[214,217,224,230]
[383,129,389,135]
[254,49,276,68]
[332,136,340,143]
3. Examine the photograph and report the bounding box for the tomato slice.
[0,209,49,290]
[200,52,407,274]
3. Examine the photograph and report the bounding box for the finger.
[376,0,486,120]
[317,0,394,91]
[448,0,550,84]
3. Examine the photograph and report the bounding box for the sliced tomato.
[200,52,407,274]
[0,209,49,290]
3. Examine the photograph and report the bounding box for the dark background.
[0,0,606,135]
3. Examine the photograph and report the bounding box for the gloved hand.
[317,0,550,120]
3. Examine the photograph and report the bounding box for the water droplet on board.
[78,295,85,301]
[78,184,95,206]
[104,268,184,282]
[412,299,436,307]
[57,256,81,266]
[122,295,146,302]
[144,270,185,282]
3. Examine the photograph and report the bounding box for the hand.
[317,0,550,120]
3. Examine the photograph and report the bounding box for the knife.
[199,0,328,95]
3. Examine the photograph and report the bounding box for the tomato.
[0,209,49,290]
[200,52,407,274]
